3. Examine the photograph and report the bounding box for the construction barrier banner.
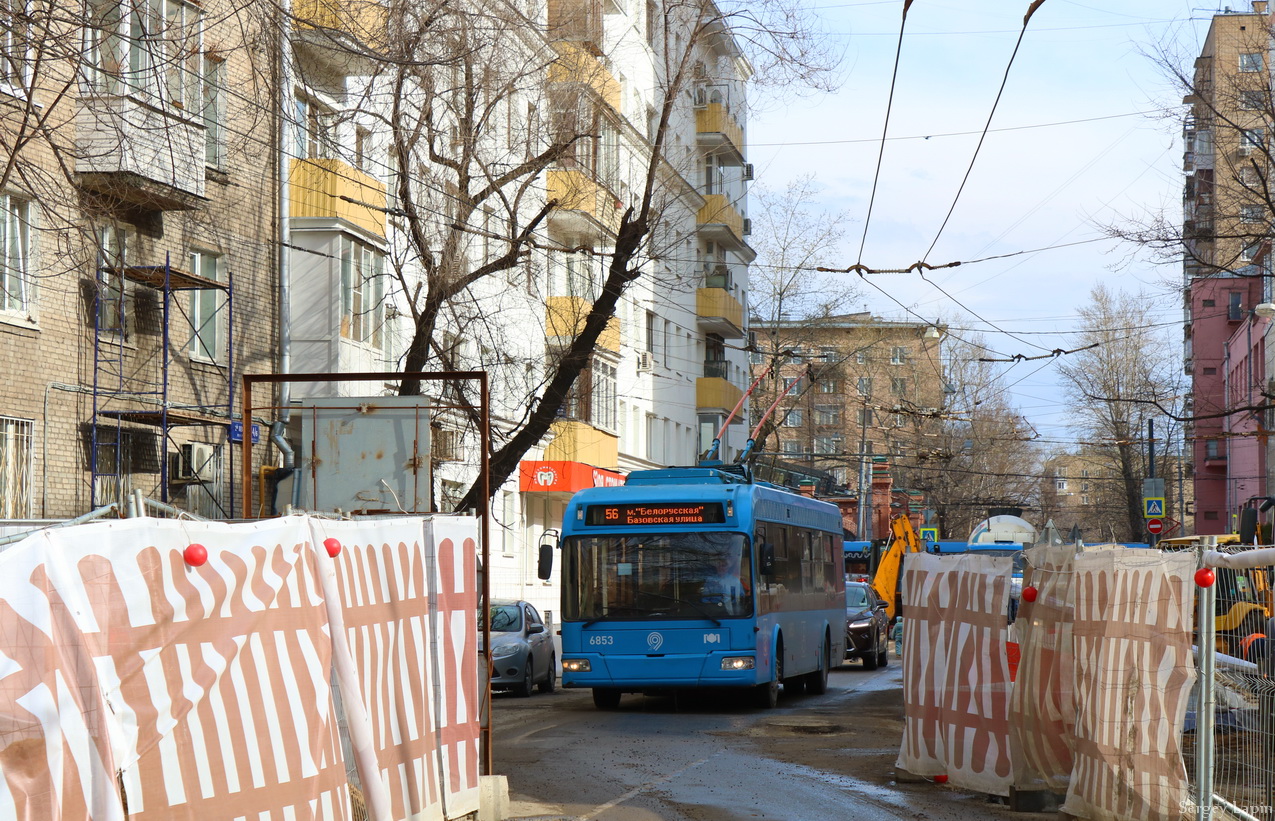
[897,552,1014,797]
[1011,542,1077,792]
[0,514,480,821]
[1061,548,1195,821]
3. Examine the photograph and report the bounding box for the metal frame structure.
[239,370,494,773]
[91,252,235,513]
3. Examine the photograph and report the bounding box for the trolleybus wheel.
[755,644,782,709]
[592,688,621,709]
[805,637,830,695]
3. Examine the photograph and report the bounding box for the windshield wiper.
[582,605,647,629]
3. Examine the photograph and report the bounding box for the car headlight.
[562,659,591,672]
[720,656,755,670]
[491,644,520,659]
[848,619,873,629]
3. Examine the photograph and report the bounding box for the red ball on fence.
[183,543,208,567]
[1195,567,1216,588]
[324,537,342,558]
[934,774,948,784]
[1021,586,1038,603]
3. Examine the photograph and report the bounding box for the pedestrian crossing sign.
[919,527,938,544]
[1143,497,1165,518]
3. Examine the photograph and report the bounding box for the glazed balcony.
[289,157,387,239]
[548,42,620,111]
[697,194,746,249]
[292,0,386,72]
[696,277,745,340]
[75,95,205,210]
[697,374,744,414]
[696,102,745,164]
[544,420,618,465]
[546,296,621,352]
[547,168,622,238]
[547,0,604,55]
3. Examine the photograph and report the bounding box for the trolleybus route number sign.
[586,502,726,526]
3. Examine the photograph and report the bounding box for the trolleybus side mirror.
[760,543,775,577]
[537,529,559,580]
[1241,507,1259,545]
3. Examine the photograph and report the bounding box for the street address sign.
[1147,518,1164,535]
[1143,497,1165,518]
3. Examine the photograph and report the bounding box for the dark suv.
[844,582,890,670]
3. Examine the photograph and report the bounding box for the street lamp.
[1254,302,1275,319]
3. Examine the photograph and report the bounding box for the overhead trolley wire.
[855,0,915,265]
[921,0,1048,264]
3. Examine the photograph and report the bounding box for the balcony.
[292,0,385,73]
[548,42,620,111]
[548,0,604,55]
[289,157,387,239]
[75,95,206,210]
[696,283,745,339]
[544,420,618,465]
[697,374,743,413]
[547,168,622,238]
[695,102,745,164]
[697,194,747,249]
[546,296,621,352]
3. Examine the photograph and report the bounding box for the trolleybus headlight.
[720,656,755,671]
[562,659,591,672]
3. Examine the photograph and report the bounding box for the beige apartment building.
[747,314,946,517]
[0,0,283,520]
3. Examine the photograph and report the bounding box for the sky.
[746,0,1218,452]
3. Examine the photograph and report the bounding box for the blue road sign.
[229,421,260,444]
[919,527,939,543]
[1143,497,1165,518]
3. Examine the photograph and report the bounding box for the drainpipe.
[273,0,297,511]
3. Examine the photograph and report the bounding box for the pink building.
[1187,275,1266,533]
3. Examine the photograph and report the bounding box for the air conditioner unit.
[742,218,752,236]
[637,350,656,373]
[743,163,755,181]
[177,443,217,482]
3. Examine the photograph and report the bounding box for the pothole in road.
[761,718,844,736]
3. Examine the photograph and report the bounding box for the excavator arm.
[871,514,922,621]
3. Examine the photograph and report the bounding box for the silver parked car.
[484,600,556,697]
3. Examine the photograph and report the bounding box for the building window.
[1055,479,1067,491]
[96,226,127,335]
[1242,127,1265,151]
[0,194,31,314]
[1204,510,1219,521]
[86,0,203,104]
[890,345,909,364]
[891,376,907,395]
[1206,439,1221,459]
[856,408,873,426]
[0,416,32,517]
[1240,52,1263,73]
[1242,90,1266,111]
[781,440,801,455]
[854,350,867,365]
[339,236,385,349]
[783,408,803,427]
[159,0,202,110]
[593,360,616,430]
[187,251,223,361]
[202,54,225,168]
[814,405,839,426]
[813,435,841,454]
[820,379,838,393]
[783,376,805,393]
[1242,204,1265,223]
[354,126,372,172]
[894,412,905,427]
[85,0,124,93]
[820,347,837,363]
[1,0,29,92]
[296,94,336,159]
[1081,495,1090,505]
[1229,291,1244,319]
[560,251,596,300]
[856,377,872,396]
[1240,244,1261,264]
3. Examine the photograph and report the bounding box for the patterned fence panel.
[1062,549,1195,821]
[0,514,480,821]
[1011,542,1077,792]
[897,552,1014,797]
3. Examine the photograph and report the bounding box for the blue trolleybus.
[558,466,846,709]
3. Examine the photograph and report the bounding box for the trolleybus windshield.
[563,532,753,620]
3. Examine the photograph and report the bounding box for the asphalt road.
[491,655,1047,821]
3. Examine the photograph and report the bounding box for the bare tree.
[1056,285,1181,541]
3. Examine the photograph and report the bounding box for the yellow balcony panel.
[697,194,745,247]
[695,103,745,163]
[289,157,387,239]
[548,42,620,111]
[546,296,621,352]
[547,168,621,237]
[697,376,744,414]
[696,288,745,339]
[293,0,386,48]
[545,420,619,466]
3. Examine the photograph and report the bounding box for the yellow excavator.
[871,514,924,621]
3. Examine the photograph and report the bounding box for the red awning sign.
[519,460,625,493]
